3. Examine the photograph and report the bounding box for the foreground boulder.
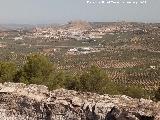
[0,82,159,120]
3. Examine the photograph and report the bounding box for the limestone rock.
[0,82,159,120]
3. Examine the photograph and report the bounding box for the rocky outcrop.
[0,82,159,120]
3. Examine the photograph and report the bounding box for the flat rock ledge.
[0,82,159,120]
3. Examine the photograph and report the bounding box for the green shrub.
[46,71,66,90]
[79,66,109,94]
[21,54,55,84]
[121,86,146,99]
[0,61,17,83]
[102,82,123,95]
[64,75,80,91]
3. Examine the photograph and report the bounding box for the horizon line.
[0,20,160,26]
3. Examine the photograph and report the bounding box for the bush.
[79,66,109,94]
[46,71,66,90]
[102,82,123,95]
[155,87,160,101]
[64,74,80,91]
[0,61,17,83]
[13,69,24,83]
[21,54,55,84]
[121,86,146,99]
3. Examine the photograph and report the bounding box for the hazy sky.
[0,0,160,24]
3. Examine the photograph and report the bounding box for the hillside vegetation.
[0,54,159,101]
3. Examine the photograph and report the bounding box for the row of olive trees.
[0,54,159,101]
